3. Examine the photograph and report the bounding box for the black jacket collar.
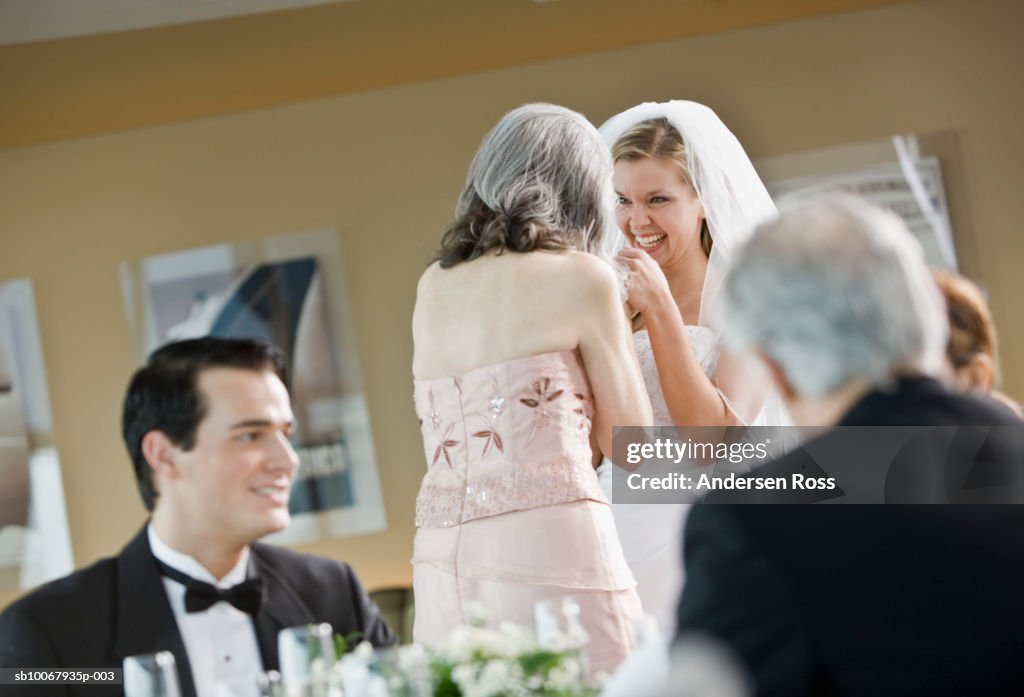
[249,543,318,670]
[110,527,320,697]
[112,527,198,697]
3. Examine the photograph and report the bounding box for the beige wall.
[1,0,1021,609]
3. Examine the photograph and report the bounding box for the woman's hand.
[617,247,674,317]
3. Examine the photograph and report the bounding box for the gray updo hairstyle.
[434,103,616,268]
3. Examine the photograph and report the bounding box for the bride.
[596,101,787,637]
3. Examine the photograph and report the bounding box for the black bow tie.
[155,559,263,615]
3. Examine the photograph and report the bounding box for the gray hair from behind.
[434,103,617,268]
[719,195,948,399]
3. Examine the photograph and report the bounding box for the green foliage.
[516,649,564,675]
[430,658,461,697]
[334,631,363,657]
[426,645,598,696]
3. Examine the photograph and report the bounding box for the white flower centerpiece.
[340,603,601,697]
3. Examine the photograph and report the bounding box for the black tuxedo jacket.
[0,527,394,697]
[676,378,1024,697]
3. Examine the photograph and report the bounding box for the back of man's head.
[720,195,947,400]
[122,337,287,511]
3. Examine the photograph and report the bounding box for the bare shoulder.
[553,249,612,273]
[412,262,441,338]
[553,251,622,305]
[506,251,620,316]
[416,260,442,293]
[530,249,613,283]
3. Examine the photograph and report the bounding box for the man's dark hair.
[122,337,288,511]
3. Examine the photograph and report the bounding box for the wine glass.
[341,645,432,697]
[256,671,285,697]
[123,650,182,697]
[277,623,338,694]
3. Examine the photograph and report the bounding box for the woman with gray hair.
[411,103,651,675]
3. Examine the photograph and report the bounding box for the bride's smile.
[613,155,705,266]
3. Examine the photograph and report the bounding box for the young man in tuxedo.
[675,197,1024,696]
[0,337,393,696]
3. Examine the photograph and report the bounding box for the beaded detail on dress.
[632,327,719,425]
[413,350,605,528]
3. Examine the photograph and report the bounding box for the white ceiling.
[0,0,351,45]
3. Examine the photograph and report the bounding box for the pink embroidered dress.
[412,349,641,676]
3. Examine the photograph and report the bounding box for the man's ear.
[757,350,797,403]
[141,430,180,483]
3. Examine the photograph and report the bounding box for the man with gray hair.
[675,197,1024,696]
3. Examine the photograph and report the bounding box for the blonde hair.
[932,269,998,376]
[611,117,712,258]
[931,269,1023,415]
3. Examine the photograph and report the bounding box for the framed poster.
[0,278,74,591]
[757,134,962,271]
[120,229,386,543]
[767,158,954,269]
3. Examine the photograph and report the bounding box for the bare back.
[413,249,652,459]
[414,251,589,378]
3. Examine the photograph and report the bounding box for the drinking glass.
[123,651,182,697]
[256,670,285,697]
[277,623,337,693]
[346,645,432,697]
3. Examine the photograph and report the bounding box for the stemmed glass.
[277,624,340,696]
[341,645,433,697]
[123,651,182,697]
[255,671,285,697]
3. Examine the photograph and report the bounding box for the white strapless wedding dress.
[596,327,719,637]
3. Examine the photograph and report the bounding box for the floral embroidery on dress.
[432,423,460,468]
[472,423,504,458]
[413,351,605,527]
[471,376,507,458]
[423,387,442,430]
[521,377,563,420]
[520,376,564,445]
[572,392,592,438]
[489,379,506,417]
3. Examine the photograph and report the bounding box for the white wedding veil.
[599,100,787,426]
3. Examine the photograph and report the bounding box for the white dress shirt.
[148,525,264,697]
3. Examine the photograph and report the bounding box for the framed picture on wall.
[756,132,967,272]
[119,229,386,543]
[0,278,74,592]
